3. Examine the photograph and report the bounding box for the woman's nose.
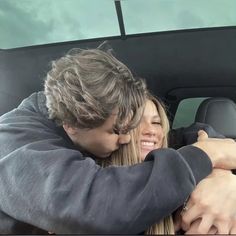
[118,133,131,145]
[142,123,156,136]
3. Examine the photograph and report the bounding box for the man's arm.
[0,93,212,234]
[0,133,210,233]
[169,122,225,149]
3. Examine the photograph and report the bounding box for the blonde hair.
[100,92,174,234]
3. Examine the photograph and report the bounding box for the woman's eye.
[152,121,161,125]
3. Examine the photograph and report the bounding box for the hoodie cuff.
[178,145,212,184]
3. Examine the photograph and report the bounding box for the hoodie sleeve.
[169,122,225,149]
[0,93,212,234]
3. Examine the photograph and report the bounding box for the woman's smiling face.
[139,99,164,161]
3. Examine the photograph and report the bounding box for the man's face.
[64,111,131,158]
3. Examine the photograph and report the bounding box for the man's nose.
[118,133,131,145]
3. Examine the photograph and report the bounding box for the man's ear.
[63,124,78,135]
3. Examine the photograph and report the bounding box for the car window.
[1,0,236,49]
[0,0,120,49]
[172,97,209,129]
[122,0,236,34]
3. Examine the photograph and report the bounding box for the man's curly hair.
[44,45,147,131]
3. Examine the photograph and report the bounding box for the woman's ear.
[63,123,78,135]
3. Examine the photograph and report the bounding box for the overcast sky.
[1,0,236,49]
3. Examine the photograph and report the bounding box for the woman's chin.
[141,150,153,161]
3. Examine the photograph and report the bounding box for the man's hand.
[181,169,236,234]
[193,130,236,169]
[184,219,218,234]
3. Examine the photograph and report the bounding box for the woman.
[100,92,174,234]
[97,91,236,235]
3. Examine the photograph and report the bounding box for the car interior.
[1,1,236,234]
[1,0,236,132]
[195,97,236,139]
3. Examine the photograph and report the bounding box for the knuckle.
[218,213,231,223]
[190,191,199,202]
[208,208,221,217]
[193,198,218,214]
[198,226,208,234]
[197,200,209,211]
[181,214,190,224]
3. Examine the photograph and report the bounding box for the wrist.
[212,168,232,177]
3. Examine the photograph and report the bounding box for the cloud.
[0,0,120,49]
[120,0,236,33]
[0,0,53,48]
[1,0,235,49]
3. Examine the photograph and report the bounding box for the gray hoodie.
[0,92,212,234]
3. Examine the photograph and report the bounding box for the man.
[0,47,236,234]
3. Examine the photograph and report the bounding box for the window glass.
[0,0,120,49]
[2,0,236,49]
[121,0,236,34]
[172,97,209,129]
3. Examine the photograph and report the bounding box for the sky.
[0,0,236,49]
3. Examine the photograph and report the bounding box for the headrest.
[195,97,236,138]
